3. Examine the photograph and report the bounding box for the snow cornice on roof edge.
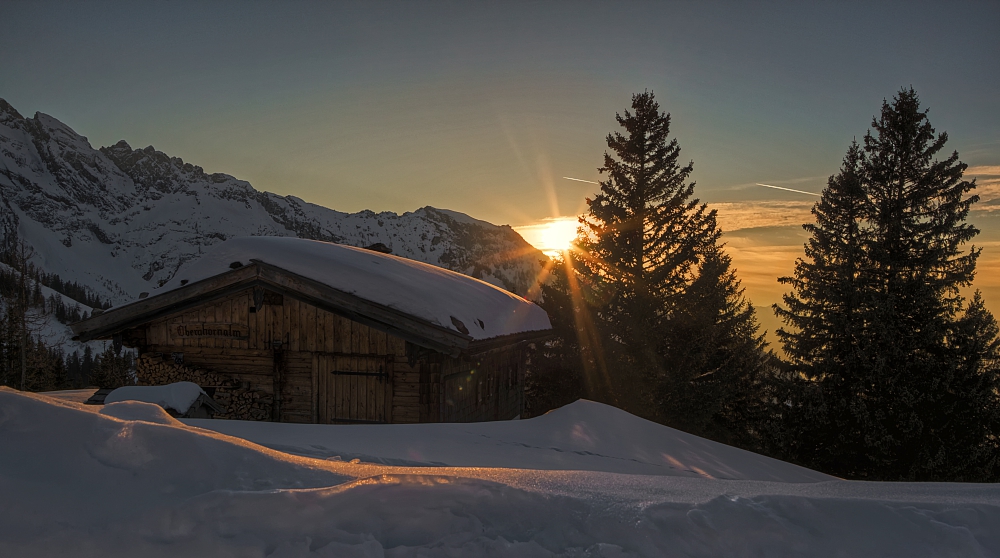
[70,262,476,355]
[70,241,553,356]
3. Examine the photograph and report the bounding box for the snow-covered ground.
[185,400,830,482]
[4,388,1000,557]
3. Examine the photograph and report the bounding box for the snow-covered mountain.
[0,98,547,309]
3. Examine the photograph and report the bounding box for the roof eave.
[467,328,555,354]
[71,262,474,357]
[70,265,259,341]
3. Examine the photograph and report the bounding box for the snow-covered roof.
[156,237,550,341]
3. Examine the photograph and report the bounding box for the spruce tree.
[659,246,776,447]
[928,291,1000,480]
[81,345,95,386]
[776,88,1000,480]
[67,350,83,388]
[524,259,586,417]
[574,91,772,441]
[774,142,873,470]
[575,91,715,414]
[89,343,134,389]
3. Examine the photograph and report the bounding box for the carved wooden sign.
[173,323,249,340]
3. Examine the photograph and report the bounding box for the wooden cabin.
[71,237,551,424]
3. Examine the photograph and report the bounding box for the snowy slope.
[0,262,103,357]
[0,99,547,307]
[156,237,551,339]
[187,399,829,482]
[5,388,1000,557]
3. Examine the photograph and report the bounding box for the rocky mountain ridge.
[0,98,547,308]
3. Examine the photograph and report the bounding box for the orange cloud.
[712,200,816,232]
[967,165,1000,177]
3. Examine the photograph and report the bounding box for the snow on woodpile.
[3,388,1000,557]
[158,236,551,340]
[104,382,205,415]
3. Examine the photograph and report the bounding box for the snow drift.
[3,387,1000,557]
[188,399,831,482]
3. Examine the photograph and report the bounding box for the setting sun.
[514,216,580,257]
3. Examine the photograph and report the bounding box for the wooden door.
[316,353,392,423]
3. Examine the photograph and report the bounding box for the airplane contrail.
[756,183,821,196]
[563,176,600,184]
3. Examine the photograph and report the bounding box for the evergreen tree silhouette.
[776,88,1000,480]
[571,91,771,443]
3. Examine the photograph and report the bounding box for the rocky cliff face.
[0,99,547,306]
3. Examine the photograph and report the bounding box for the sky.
[2,0,999,334]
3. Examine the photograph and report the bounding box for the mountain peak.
[0,99,547,305]
[417,206,495,227]
[0,98,24,121]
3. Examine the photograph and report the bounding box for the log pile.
[136,354,272,421]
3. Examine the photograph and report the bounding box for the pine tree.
[575,91,716,415]
[89,343,135,389]
[81,345,95,386]
[924,291,1000,480]
[774,142,873,471]
[524,259,585,417]
[573,91,772,441]
[67,350,83,388]
[776,88,1000,480]
[658,246,776,447]
[1,237,39,391]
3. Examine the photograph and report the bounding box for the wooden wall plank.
[304,304,316,352]
[236,294,248,350]
[354,356,363,420]
[323,311,334,353]
[311,353,319,423]
[285,298,296,352]
[222,298,233,350]
[350,322,360,354]
[316,309,326,354]
[202,304,214,350]
[254,293,265,350]
[268,297,280,348]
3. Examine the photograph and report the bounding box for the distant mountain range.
[0,98,547,310]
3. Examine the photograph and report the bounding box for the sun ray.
[562,252,611,397]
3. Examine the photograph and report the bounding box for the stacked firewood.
[213,389,272,421]
[136,354,272,421]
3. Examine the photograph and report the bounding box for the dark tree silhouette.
[565,91,772,446]
[776,88,1000,481]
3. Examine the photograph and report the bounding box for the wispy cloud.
[973,177,1000,211]
[711,200,815,232]
[967,165,1000,177]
